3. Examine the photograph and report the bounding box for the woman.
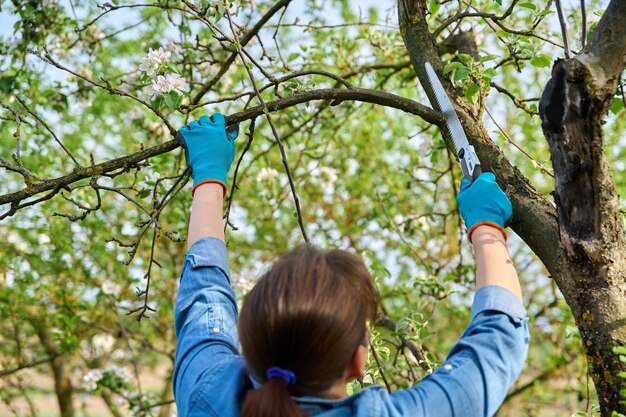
[173,114,528,417]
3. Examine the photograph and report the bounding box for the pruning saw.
[423,62,482,182]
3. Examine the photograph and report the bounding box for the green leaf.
[164,91,181,110]
[610,97,625,114]
[164,62,181,75]
[480,54,499,63]
[613,346,626,355]
[137,189,151,199]
[531,54,552,68]
[442,62,463,75]
[465,83,480,103]
[151,94,164,109]
[457,53,473,66]
[287,52,300,62]
[0,75,16,93]
[454,67,470,82]
[481,68,497,82]
[429,0,440,15]
[519,2,537,10]
[494,0,502,5]
[565,325,580,339]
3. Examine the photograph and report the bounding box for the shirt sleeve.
[390,285,529,417]
[173,237,239,416]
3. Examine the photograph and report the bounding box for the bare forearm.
[187,183,225,248]
[472,225,522,301]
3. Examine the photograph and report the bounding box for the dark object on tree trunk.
[398,0,626,415]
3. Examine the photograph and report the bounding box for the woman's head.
[239,245,378,416]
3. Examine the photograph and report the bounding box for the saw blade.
[424,62,471,154]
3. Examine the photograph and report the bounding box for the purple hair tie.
[266,366,296,386]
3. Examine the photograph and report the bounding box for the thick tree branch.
[0,88,442,214]
[581,0,626,82]
[536,0,626,414]
[398,0,561,277]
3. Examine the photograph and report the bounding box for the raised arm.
[188,183,225,245]
[391,173,528,417]
[458,172,522,301]
[172,114,240,416]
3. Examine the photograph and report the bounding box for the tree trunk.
[31,320,75,417]
[398,0,626,414]
[538,1,626,412]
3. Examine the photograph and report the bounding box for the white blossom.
[82,369,104,391]
[147,74,187,99]
[394,215,405,233]
[256,167,279,182]
[199,61,217,78]
[319,167,338,185]
[92,333,116,355]
[107,365,132,382]
[195,0,228,14]
[139,47,171,77]
[102,280,122,297]
[38,234,51,245]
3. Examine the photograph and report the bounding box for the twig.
[484,106,554,178]
[370,344,392,393]
[555,0,572,58]
[225,118,256,232]
[490,82,539,116]
[272,4,290,67]
[433,0,520,39]
[378,316,433,373]
[130,226,159,320]
[0,103,23,160]
[226,9,309,243]
[53,183,102,221]
[580,0,587,48]
[125,170,190,319]
[14,96,80,165]
[32,48,175,134]
[619,76,626,110]
[75,3,173,33]
[187,0,293,106]
[0,353,63,377]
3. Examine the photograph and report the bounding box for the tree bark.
[538,1,626,413]
[398,0,626,414]
[31,320,75,417]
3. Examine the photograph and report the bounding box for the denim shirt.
[174,238,529,417]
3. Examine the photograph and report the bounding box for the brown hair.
[239,245,378,417]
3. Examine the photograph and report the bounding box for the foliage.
[0,0,623,416]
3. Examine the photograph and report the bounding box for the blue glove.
[456,172,512,242]
[176,113,239,196]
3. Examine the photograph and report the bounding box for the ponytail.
[240,378,304,417]
[239,245,378,416]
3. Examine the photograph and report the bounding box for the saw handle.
[458,146,482,183]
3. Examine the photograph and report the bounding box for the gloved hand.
[176,113,239,196]
[457,172,512,242]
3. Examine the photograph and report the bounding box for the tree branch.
[0,353,63,377]
[187,0,292,106]
[0,88,442,214]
